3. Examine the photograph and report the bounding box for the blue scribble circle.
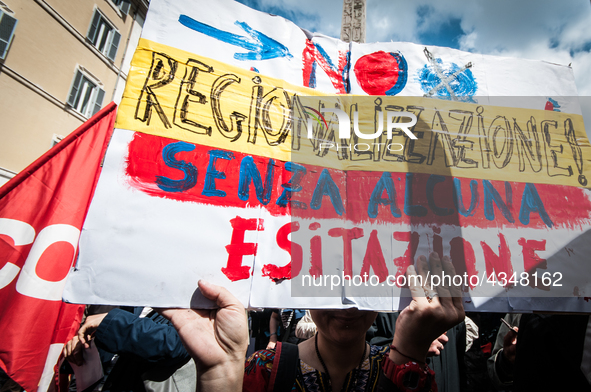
[385,52,408,96]
[417,58,478,102]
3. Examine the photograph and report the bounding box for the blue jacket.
[93,307,191,392]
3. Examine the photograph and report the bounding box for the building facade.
[0,0,148,186]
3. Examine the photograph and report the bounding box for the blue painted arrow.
[178,15,292,61]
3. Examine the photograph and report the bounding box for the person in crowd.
[295,310,317,340]
[487,313,521,391]
[266,310,280,350]
[513,313,591,390]
[488,313,591,391]
[163,253,465,392]
[249,309,274,351]
[366,311,466,392]
[64,306,194,392]
[456,312,499,392]
[267,309,305,349]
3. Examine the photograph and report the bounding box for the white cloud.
[367,0,591,95]
[573,51,591,95]
[247,0,342,37]
[458,31,478,51]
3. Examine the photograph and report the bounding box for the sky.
[235,0,591,97]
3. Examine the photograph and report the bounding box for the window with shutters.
[109,0,131,17]
[0,9,17,60]
[67,69,105,118]
[86,9,121,61]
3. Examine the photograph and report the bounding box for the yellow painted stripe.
[116,38,591,188]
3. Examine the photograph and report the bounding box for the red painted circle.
[354,51,401,95]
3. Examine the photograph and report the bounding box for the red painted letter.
[481,234,513,286]
[223,216,262,282]
[450,237,478,290]
[360,230,388,283]
[328,227,364,279]
[262,222,302,281]
[393,231,419,286]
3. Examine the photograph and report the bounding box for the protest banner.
[0,103,116,391]
[63,0,591,312]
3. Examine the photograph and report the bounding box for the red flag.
[0,102,117,391]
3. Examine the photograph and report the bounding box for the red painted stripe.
[125,132,591,230]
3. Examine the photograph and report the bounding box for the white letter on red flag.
[0,102,117,391]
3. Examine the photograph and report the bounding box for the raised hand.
[427,333,449,357]
[63,335,84,366]
[391,253,465,364]
[160,280,248,392]
[502,328,518,364]
[78,313,107,349]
